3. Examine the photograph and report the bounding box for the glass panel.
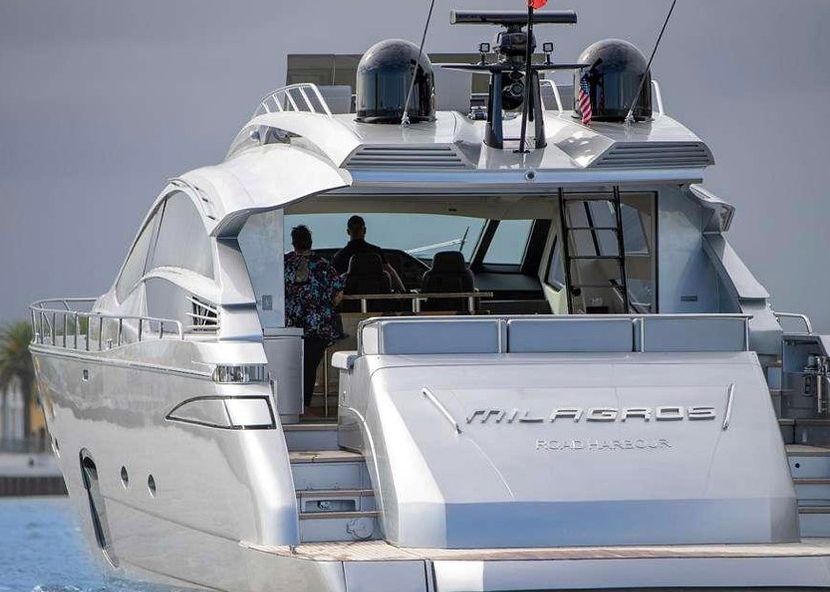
[562,192,656,314]
[546,235,565,289]
[115,210,158,302]
[284,213,486,263]
[150,192,214,278]
[483,219,533,265]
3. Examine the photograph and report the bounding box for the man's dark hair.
[347,215,366,230]
[291,225,312,250]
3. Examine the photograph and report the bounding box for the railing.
[539,78,665,117]
[775,311,814,335]
[0,437,50,454]
[539,79,564,114]
[253,83,333,119]
[342,291,494,314]
[30,299,183,351]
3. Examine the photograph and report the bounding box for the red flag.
[529,0,548,8]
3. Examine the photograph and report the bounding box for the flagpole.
[517,4,534,153]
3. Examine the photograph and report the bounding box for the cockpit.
[281,191,656,319]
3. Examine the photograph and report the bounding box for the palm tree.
[0,322,35,440]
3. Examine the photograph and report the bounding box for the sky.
[1,0,829,329]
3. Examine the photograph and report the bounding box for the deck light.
[212,364,268,384]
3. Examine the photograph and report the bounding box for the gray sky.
[1,0,829,329]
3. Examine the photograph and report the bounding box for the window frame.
[113,188,216,305]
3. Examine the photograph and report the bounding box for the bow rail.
[29,298,184,351]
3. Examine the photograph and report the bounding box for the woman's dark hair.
[291,225,312,250]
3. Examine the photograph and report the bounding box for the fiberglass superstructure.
[28,9,830,592]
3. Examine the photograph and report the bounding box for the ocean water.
[0,497,137,592]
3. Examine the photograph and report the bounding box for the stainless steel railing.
[774,311,814,335]
[253,83,333,119]
[30,299,183,351]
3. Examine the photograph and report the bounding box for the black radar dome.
[574,39,652,122]
[355,39,436,124]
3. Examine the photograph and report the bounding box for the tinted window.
[284,213,486,263]
[546,235,565,289]
[115,211,158,302]
[483,219,533,265]
[150,192,213,278]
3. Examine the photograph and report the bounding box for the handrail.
[774,311,813,335]
[342,291,494,314]
[422,387,462,434]
[539,79,564,114]
[651,80,665,116]
[253,83,333,119]
[29,299,184,351]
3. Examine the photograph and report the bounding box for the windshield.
[284,213,487,261]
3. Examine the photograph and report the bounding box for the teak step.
[296,488,374,499]
[785,445,830,457]
[299,510,380,521]
[799,506,830,515]
[289,450,362,464]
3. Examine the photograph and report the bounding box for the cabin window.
[149,191,214,278]
[482,219,533,266]
[115,210,160,302]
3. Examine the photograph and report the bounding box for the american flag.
[577,74,592,126]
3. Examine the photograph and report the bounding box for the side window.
[149,192,214,278]
[115,211,159,302]
[483,219,533,265]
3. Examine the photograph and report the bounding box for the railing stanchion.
[86,314,91,351]
[74,313,79,349]
[51,312,56,345]
[138,319,143,343]
[159,322,164,340]
[98,316,104,351]
[63,314,68,348]
[118,318,123,347]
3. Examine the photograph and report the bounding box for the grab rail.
[774,311,813,335]
[30,299,183,351]
[342,291,493,314]
[253,83,333,119]
[538,78,665,116]
[539,79,564,114]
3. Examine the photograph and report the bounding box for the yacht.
[29,8,830,591]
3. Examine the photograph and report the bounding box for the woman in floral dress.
[284,225,344,415]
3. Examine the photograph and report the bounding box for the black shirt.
[332,239,387,274]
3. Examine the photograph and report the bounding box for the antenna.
[624,0,679,125]
[401,0,438,128]
[441,10,583,150]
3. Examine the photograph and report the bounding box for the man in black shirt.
[333,215,405,292]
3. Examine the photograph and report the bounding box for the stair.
[287,426,380,542]
[787,444,830,537]
[283,422,339,451]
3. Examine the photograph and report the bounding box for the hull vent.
[344,145,470,170]
[592,142,714,169]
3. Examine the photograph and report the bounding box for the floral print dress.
[284,251,344,343]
